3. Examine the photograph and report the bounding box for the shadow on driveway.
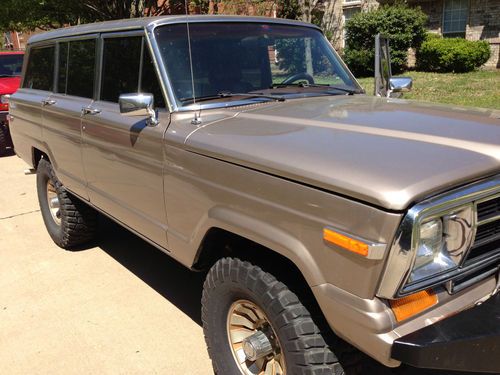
[94,216,485,375]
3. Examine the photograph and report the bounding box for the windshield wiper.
[271,82,362,95]
[180,91,285,105]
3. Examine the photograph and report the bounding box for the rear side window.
[101,37,142,103]
[23,46,55,91]
[61,39,96,98]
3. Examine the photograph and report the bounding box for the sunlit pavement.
[0,154,485,375]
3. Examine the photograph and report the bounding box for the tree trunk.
[298,0,318,75]
[321,0,342,49]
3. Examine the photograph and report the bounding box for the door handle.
[81,107,101,116]
[41,99,56,106]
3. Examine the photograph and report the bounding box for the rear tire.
[202,257,345,375]
[37,158,97,249]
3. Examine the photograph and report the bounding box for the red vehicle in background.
[0,51,24,155]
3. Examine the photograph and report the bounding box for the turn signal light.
[323,228,369,256]
[390,290,438,322]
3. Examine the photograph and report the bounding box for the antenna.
[185,0,202,125]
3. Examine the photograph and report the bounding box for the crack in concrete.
[0,210,40,220]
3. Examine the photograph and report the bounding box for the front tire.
[0,124,12,156]
[37,158,97,249]
[202,257,344,375]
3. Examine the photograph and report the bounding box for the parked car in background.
[0,50,24,155]
[9,16,500,375]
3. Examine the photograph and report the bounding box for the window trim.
[97,30,146,103]
[97,32,144,104]
[97,30,167,109]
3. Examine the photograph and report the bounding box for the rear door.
[42,37,97,199]
[81,33,169,248]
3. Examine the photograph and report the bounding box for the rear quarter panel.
[9,89,47,167]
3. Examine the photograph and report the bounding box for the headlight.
[0,94,10,104]
[407,205,474,284]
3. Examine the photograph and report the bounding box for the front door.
[81,34,169,249]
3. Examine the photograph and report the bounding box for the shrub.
[343,4,427,77]
[416,37,491,73]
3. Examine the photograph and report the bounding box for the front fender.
[198,206,326,286]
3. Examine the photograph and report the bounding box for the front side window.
[443,0,468,37]
[23,46,55,91]
[154,23,360,106]
[0,53,23,77]
[101,37,142,103]
[140,47,165,108]
[98,36,165,108]
[64,39,96,98]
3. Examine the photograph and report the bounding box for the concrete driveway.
[1,155,212,374]
[0,154,487,375]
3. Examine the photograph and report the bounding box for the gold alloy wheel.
[46,179,61,226]
[227,299,286,375]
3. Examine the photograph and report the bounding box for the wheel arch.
[32,147,50,168]
[191,206,326,290]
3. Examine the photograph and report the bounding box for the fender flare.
[190,205,326,287]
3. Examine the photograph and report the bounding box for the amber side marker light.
[323,228,369,256]
[390,290,438,322]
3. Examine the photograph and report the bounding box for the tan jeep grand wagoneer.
[9,16,500,375]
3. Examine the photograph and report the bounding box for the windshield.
[154,22,360,106]
[0,54,23,77]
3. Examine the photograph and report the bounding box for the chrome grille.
[465,195,500,262]
[477,196,500,222]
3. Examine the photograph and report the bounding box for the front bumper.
[392,292,500,373]
[312,274,498,369]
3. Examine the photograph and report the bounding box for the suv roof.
[28,15,320,45]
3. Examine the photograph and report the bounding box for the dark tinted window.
[23,47,55,90]
[101,37,142,102]
[57,42,69,94]
[66,39,95,98]
[155,23,359,105]
[0,54,24,77]
[140,49,165,108]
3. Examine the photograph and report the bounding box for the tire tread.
[201,257,344,375]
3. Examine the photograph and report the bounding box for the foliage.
[344,4,427,77]
[356,70,500,110]
[0,0,188,31]
[275,38,329,74]
[277,0,301,19]
[0,0,82,31]
[416,36,491,73]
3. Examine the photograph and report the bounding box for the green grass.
[356,70,500,110]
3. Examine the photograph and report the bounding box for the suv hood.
[0,76,21,95]
[183,95,500,210]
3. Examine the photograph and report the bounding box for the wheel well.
[194,228,320,313]
[32,148,49,169]
[196,228,366,370]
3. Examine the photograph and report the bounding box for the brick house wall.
[467,0,500,68]
[339,0,499,68]
[407,0,499,68]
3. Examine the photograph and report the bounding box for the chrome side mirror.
[119,93,158,126]
[389,77,413,93]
